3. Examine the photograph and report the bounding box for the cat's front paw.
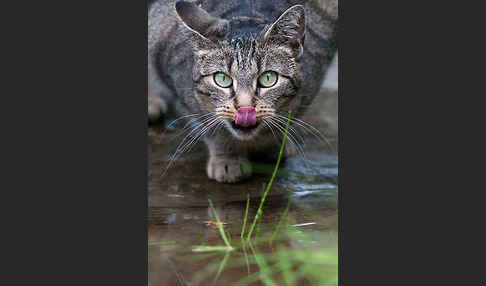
[207,156,252,183]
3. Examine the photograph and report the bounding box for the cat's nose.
[235,107,256,127]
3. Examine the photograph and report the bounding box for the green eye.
[213,72,233,88]
[258,71,278,88]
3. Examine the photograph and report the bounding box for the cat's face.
[191,38,302,140]
[176,1,305,141]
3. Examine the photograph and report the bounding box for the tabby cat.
[148,0,338,183]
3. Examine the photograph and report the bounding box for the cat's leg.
[148,58,171,123]
[205,137,252,183]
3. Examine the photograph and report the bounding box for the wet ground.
[148,75,338,285]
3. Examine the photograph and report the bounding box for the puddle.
[148,89,338,285]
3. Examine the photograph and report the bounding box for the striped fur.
[148,0,338,183]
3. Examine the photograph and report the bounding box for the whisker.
[172,116,218,156]
[266,118,299,155]
[164,112,218,142]
[177,116,221,155]
[275,113,335,152]
[184,117,224,154]
[181,112,217,130]
[266,117,307,160]
[270,116,306,147]
[261,118,281,146]
[166,113,200,129]
[161,113,220,178]
[209,120,226,137]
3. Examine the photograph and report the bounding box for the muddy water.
[148,87,338,286]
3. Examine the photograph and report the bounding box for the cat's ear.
[175,1,228,50]
[259,5,306,59]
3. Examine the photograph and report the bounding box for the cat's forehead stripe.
[225,35,258,72]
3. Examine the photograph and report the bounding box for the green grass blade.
[208,199,232,249]
[255,212,263,238]
[269,199,291,246]
[214,251,231,282]
[226,229,232,244]
[246,112,291,242]
[275,248,295,286]
[191,245,233,252]
[241,193,250,239]
[148,240,176,246]
[241,241,251,274]
[248,242,277,286]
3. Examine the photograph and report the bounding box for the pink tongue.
[235,107,257,127]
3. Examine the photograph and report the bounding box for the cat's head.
[176,1,305,141]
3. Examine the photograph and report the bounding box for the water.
[148,89,338,286]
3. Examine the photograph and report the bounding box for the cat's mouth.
[231,121,260,132]
[226,119,262,140]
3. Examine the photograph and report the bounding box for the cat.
[148,0,338,183]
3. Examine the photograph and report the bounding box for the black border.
[6,0,149,284]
